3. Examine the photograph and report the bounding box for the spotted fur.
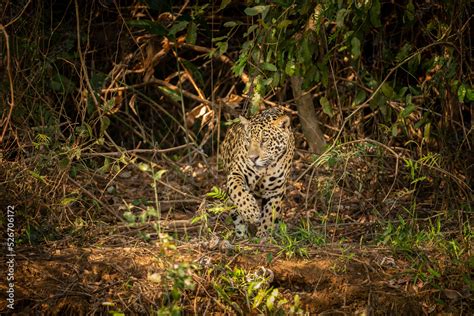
[220,108,294,238]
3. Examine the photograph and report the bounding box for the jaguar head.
[240,114,292,169]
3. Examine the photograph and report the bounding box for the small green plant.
[379,216,427,252]
[159,263,196,315]
[273,220,325,258]
[212,265,302,315]
[101,301,124,315]
[403,151,440,190]
[331,242,355,274]
[119,162,167,238]
[447,239,465,261]
[295,219,326,246]
[167,263,196,300]
[122,204,161,241]
[156,233,177,255]
[410,260,442,287]
[156,305,181,316]
[205,186,231,208]
[192,186,235,233]
[123,206,159,225]
[274,222,309,258]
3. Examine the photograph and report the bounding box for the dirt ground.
[0,240,469,315]
[1,159,472,315]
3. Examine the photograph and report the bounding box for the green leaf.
[216,41,228,55]
[379,100,388,118]
[261,63,277,72]
[223,21,237,27]
[266,288,279,311]
[406,0,415,21]
[153,169,167,181]
[401,103,416,118]
[100,116,110,137]
[76,123,93,138]
[336,9,348,28]
[408,85,421,96]
[90,72,107,90]
[466,88,474,101]
[320,97,333,117]
[60,196,78,206]
[211,35,227,42]
[219,0,231,11]
[123,211,136,223]
[168,20,188,36]
[70,165,77,178]
[102,98,115,113]
[186,21,197,45]
[277,19,292,29]
[457,84,466,102]
[158,86,181,102]
[327,156,337,168]
[261,77,273,86]
[305,65,319,83]
[381,83,395,99]
[206,186,228,201]
[252,288,268,309]
[414,117,428,129]
[398,87,409,99]
[408,52,421,73]
[266,252,273,263]
[244,24,258,37]
[318,63,329,87]
[233,53,247,75]
[98,157,111,173]
[369,92,385,111]
[370,0,382,27]
[423,122,431,142]
[351,37,361,59]
[353,90,366,105]
[300,37,312,64]
[138,162,150,172]
[127,20,167,36]
[391,124,398,137]
[272,71,281,87]
[395,43,412,63]
[244,5,269,17]
[285,60,296,76]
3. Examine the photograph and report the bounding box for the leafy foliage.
[0,1,472,313]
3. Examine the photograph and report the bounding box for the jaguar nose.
[249,155,259,164]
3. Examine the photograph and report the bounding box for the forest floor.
[1,152,472,315]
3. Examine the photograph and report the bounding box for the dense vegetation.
[1,0,472,314]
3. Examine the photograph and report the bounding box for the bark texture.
[290,76,326,154]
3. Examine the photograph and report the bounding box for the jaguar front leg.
[256,194,283,237]
[226,173,260,238]
[229,209,247,238]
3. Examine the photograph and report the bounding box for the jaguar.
[220,107,295,238]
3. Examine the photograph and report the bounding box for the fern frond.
[206,186,228,201]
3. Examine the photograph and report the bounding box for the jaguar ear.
[273,115,291,129]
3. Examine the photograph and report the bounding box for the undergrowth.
[0,0,472,314]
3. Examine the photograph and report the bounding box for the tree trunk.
[290,76,326,154]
